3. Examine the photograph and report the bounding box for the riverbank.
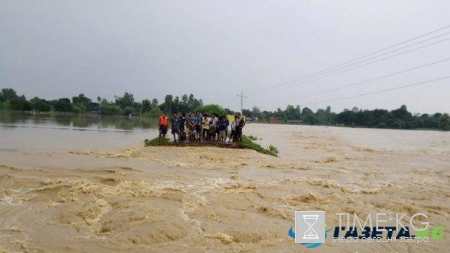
[2,109,449,132]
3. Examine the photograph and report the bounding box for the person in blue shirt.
[188,113,196,132]
[195,112,203,141]
[223,114,230,142]
[218,116,228,142]
[186,113,196,141]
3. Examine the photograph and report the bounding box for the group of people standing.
[158,112,246,143]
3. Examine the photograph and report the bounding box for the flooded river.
[1,111,449,252]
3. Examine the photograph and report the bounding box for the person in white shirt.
[228,115,237,143]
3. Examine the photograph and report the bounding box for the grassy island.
[144,136,278,157]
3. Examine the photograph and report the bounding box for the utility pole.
[236,91,247,115]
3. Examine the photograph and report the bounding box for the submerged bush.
[268,144,279,154]
[123,106,136,115]
[143,107,162,118]
[247,135,258,141]
[100,105,123,115]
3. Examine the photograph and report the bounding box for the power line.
[294,25,450,81]
[249,57,450,103]
[257,37,450,94]
[247,25,450,95]
[288,31,450,83]
[298,75,450,107]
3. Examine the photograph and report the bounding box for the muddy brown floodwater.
[1,123,449,252]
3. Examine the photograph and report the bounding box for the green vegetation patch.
[144,137,171,146]
[247,135,258,141]
[144,136,277,157]
[236,137,278,157]
[268,145,279,154]
[194,104,227,116]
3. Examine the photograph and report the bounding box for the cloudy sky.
[1,0,449,113]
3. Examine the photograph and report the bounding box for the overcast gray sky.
[1,0,449,113]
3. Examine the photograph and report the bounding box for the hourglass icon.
[302,215,319,239]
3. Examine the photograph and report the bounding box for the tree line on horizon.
[0,88,209,117]
[0,87,448,131]
[245,104,449,131]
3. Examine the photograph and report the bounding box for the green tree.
[30,97,51,112]
[147,107,162,118]
[391,105,413,129]
[188,94,194,107]
[393,119,405,129]
[151,98,158,107]
[301,107,315,124]
[72,94,91,107]
[100,104,123,115]
[161,95,173,113]
[181,94,188,105]
[284,105,301,121]
[194,104,226,115]
[324,106,335,125]
[10,95,31,111]
[72,103,87,113]
[142,99,151,112]
[132,101,142,113]
[391,105,411,119]
[123,106,136,115]
[191,97,202,110]
[440,113,449,130]
[54,98,72,113]
[251,106,262,120]
[115,92,135,109]
[173,96,180,112]
[242,109,252,117]
[1,88,18,101]
[421,114,438,129]
[316,109,328,125]
[273,108,285,121]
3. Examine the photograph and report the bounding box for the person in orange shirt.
[158,111,169,142]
